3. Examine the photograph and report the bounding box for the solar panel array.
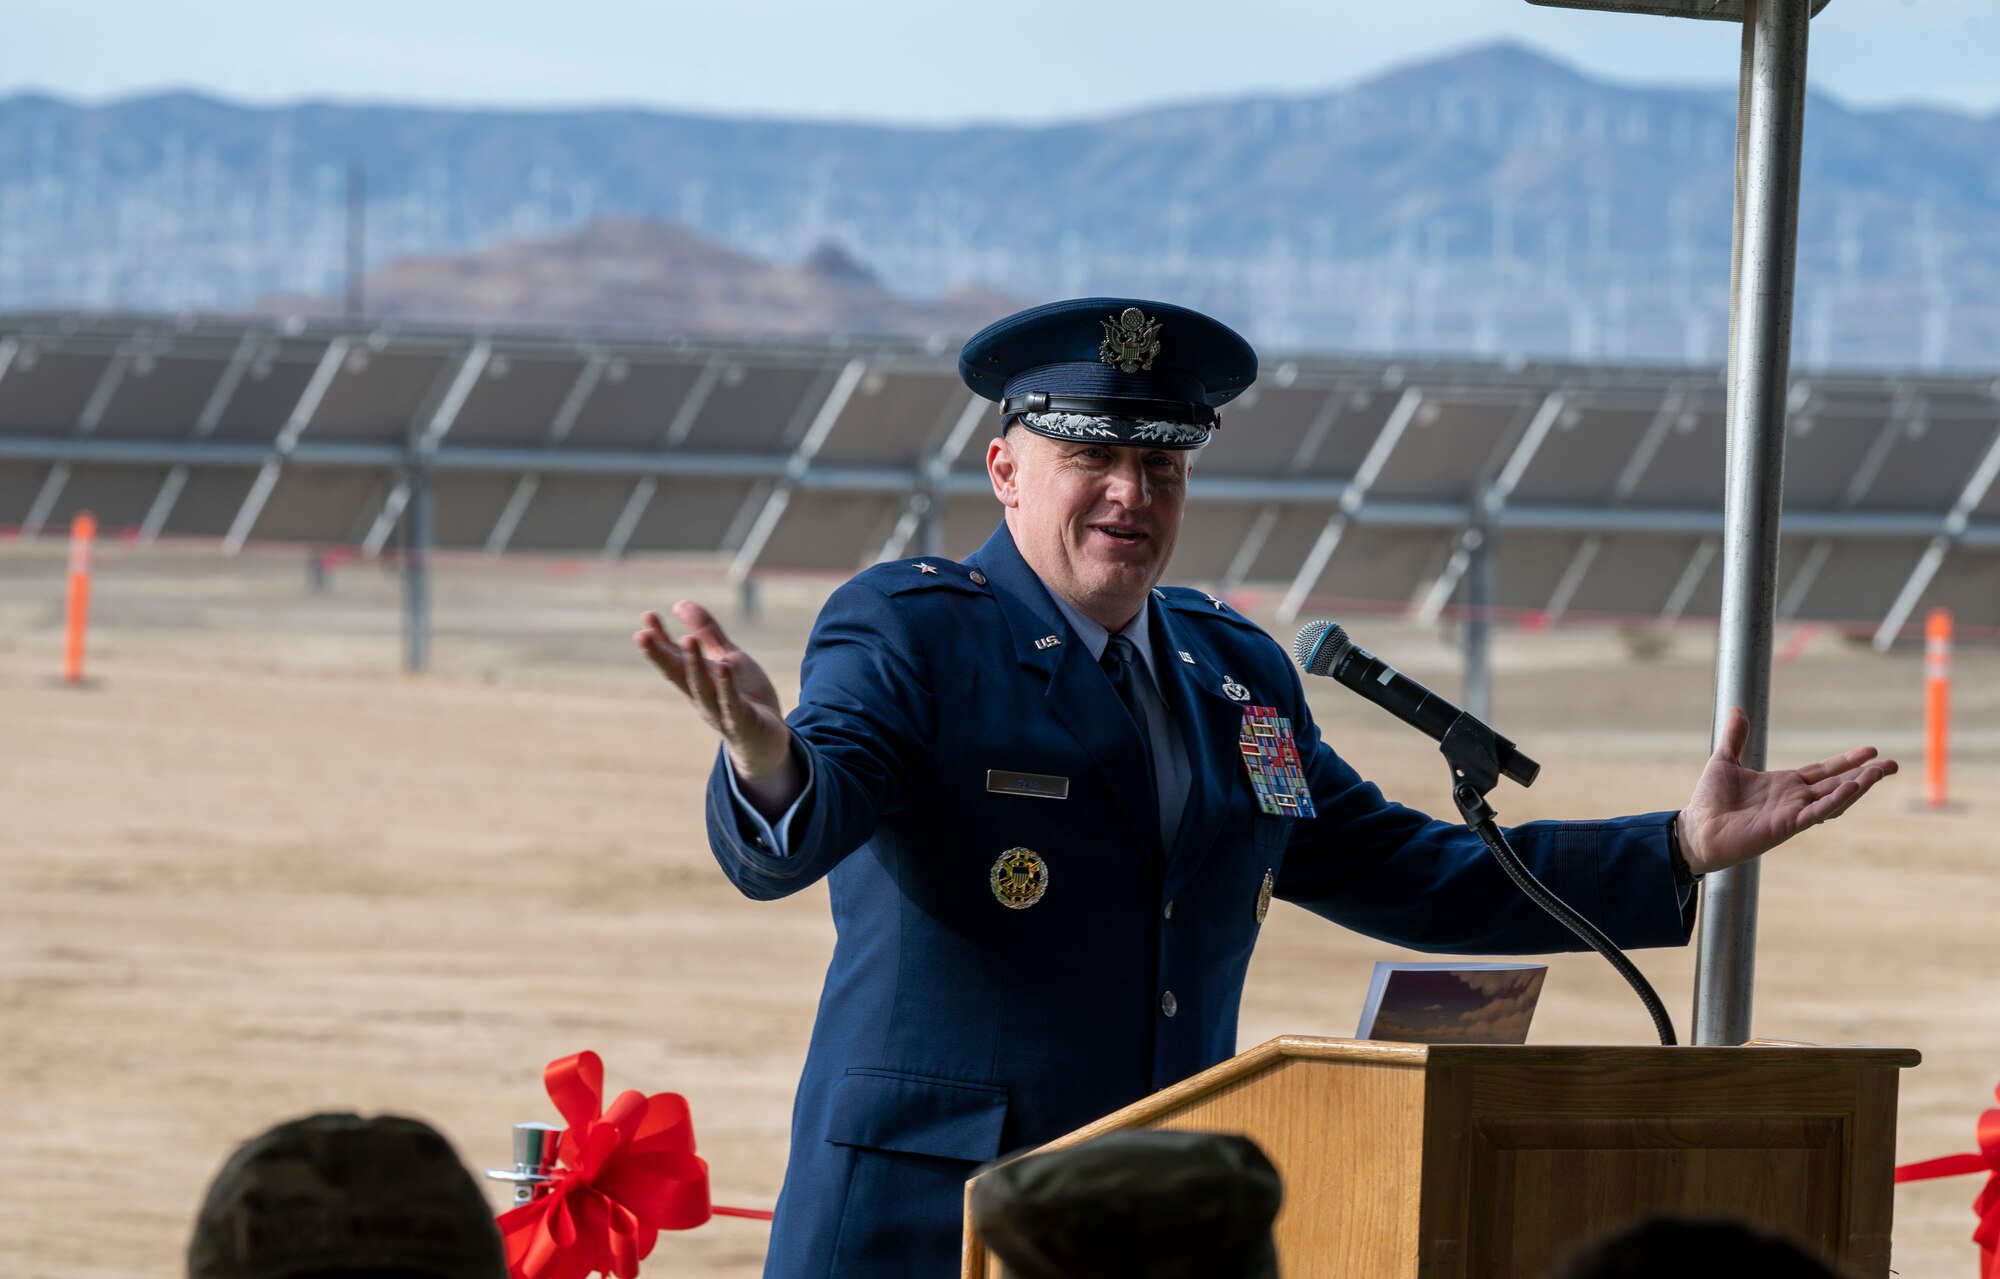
[2,312,1995,644]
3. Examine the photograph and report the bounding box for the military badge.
[990,847,1049,909]
[1255,868,1275,923]
[1221,676,1250,702]
[1238,705,1316,818]
[1099,307,1163,373]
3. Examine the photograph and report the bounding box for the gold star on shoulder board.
[915,562,938,575]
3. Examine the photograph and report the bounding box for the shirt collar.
[1047,590,1163,694]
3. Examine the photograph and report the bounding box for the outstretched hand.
[1678,707,1897,876]
[635,601,802,812]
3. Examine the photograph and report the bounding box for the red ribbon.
[497,1051,773,1279]
[1895,1081,2000,1279]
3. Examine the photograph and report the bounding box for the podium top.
[1255,1035,1920,1069]
[1048,1036,1921,1153]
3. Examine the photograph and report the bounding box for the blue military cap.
[958,298,1257,451]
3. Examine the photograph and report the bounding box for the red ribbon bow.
[1895,1081,2000,1279]
[497,1052,717,1279]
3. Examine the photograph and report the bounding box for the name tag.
[986,770,1070,800]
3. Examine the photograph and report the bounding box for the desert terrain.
[2,539,1994,1277]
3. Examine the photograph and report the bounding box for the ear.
[987,435,1022,510]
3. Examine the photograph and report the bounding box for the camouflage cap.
[187,1113,507,1279]
[971,1130,1283,1279]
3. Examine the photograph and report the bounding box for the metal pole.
[1692,0,1810,1046]
[345,162,365,323]
[919,459,947,559]
[403,458,433,673]
[1462,525,1493,722]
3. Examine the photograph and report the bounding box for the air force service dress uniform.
[703,300,1695,1279]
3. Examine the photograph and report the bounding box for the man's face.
[988,429,1192,629]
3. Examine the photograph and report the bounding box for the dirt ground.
[2,540,1995,1279]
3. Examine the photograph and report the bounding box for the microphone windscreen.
[1291,621,1351,676]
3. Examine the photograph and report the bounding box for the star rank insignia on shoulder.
[863,556,992,599]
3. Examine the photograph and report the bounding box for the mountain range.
[2,41,1995,365]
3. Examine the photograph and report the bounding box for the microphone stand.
[1440,714,1678,1047]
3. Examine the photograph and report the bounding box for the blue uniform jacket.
[706,523,1694,1279]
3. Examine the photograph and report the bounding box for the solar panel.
[1298,387,1403,477]
[1621,402,1727,506]
[813,371,963,467]
[621,478,767,554]
[156,468,260,539]
[1547,534,1713,620]
[1198,384,1337,475]
[732,490,903,573]
[308,348,457,442]
[1509,402,1659,505]
[99,357,230,437]
[1369,396,1535,502]
[1305,526,1455,609]
[210,346,323,441]
[248,467,393,544]
[1492,532,1592,612]
[41,464,168,532]
[940,499,1002,560]
[676,363,827,453]
[506,476,632,552]
[1170,502,1271,581]
[1235,505,1342,584]
[563,359,705,449]
[0,463,53,527]
[450,354,592,446]
[1915,549,2000,627]
[0,349,113,432]
[1857,415,1999,510]
[1782,538,1934,624]
[431,474,524,549]
[1,314,1992,641]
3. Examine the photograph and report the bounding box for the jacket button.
[1163,900,1175,920]
[1161,991,1178,1018]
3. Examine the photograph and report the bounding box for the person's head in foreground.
[188,1112,506,1279]
[970,1129,1283,1279]
[961,297,1256,629]
[1550,1213,1853,1279]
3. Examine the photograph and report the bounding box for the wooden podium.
[962,1037,1919,1278]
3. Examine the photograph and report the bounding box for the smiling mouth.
[1090,525,1149,545]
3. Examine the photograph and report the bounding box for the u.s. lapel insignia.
[1237,705,1317,818]
[1178,650,1195,664]
[1034,635,1061,651]
[1255,868,1275,923]
[1221,676,1250,701]
[990,847,1048,909]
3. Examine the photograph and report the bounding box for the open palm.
[1679,707,1897,876]
[635,600,800,812]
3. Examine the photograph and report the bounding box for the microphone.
[1292,620,1541,789]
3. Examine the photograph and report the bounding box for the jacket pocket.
[823,1068,1010,1163]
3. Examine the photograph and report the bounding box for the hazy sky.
[4,1,1996,123]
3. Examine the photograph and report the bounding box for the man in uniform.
[637,298,1894,1279]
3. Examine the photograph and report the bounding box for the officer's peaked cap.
[959,297,1257,451]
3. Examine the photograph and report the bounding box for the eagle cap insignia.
[1099,307,1163,373]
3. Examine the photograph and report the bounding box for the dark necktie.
[1101,634,1159,793]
